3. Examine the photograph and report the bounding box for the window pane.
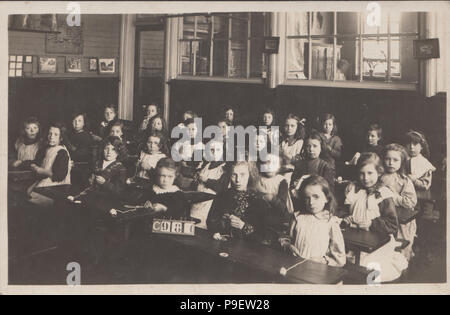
[181,41,192,75]
[362,12,388,34]
[391,39,400,60]
[230,41,247,77]
[231,13,248,41]
[213,15,228,39]
[213,40,227,76]
[196,15,211,40]
[308,41,335,80]
[394,36,419,83]
[250,38,263,77]
[337,12,359,35]
[311,12,334,36]
[195,41,210,76]
[337,37,360,81]
[250,12,265,37]
[183,16,195,39]
[362,37,388,80]
[287,12,308,36]
[287,39,308,79]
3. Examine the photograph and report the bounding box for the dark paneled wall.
[170,80,446,166]
[8,78,119,145]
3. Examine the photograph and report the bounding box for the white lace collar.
[152,185,180,194]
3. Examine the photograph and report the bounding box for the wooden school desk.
[9,170,34,182]
[342,227,390,266]
[33,185,214,240]
[151,228,347,284]
[396,207,419,225]
[33,185,347,284]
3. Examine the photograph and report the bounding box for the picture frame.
[262,36,280,54]
[38,56,57,74]
[98,58,115,74]
[413,38,440,59]
[65,56,82,73]
[89,58,98,72]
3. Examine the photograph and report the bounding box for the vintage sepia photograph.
[1,1,449,296]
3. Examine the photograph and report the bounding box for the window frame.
[176,13,266,83]
[283,11,420,90]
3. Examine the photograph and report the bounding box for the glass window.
[287,12,308,36]
[287,38,308,80]
[337,12,359,35]
[337,37,360,81]
[287,11,420,85]
[311,12,334,36]
[180,13,265,79]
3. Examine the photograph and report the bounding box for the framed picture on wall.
[66,56,82,73]
[89,58,98,72]
[263,37,280,54]
[38,57,57,74]
[99,58,115,74]
[413,39,440,59]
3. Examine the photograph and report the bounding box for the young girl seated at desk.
[316,113,343,170]
[223,106,237,127]
[27,122,72,205]
[255,154,293,229]
[138,103,159,133]
[381,144,417,261]
[280,114,306,185]
[342,152,407,281]
[347,124,384,166]
[404,130,436,219]
[177,110,198,129]
[66,112,95,186]
[11,116,42,169]
[136,157,190,220]
[94,104,119,141]
[290,131,336,197]
[280,175,346,267]
[86,136,128,213]
[173,118,205,190]
[131,131,167,182]
[260,108,277,146]
[66,112,94,163]
[190,141,227,229]
[207,160,269,242]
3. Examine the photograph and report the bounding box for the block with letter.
[152,218,196,236]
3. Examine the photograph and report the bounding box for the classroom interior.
[7,11,447,285]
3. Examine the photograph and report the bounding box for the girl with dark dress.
[207,160,269,242]
[133,157,190,220]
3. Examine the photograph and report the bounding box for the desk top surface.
[34,185,347,284]
[396,207,419,225]
[342,227,390,253]
[154,228,347,284]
